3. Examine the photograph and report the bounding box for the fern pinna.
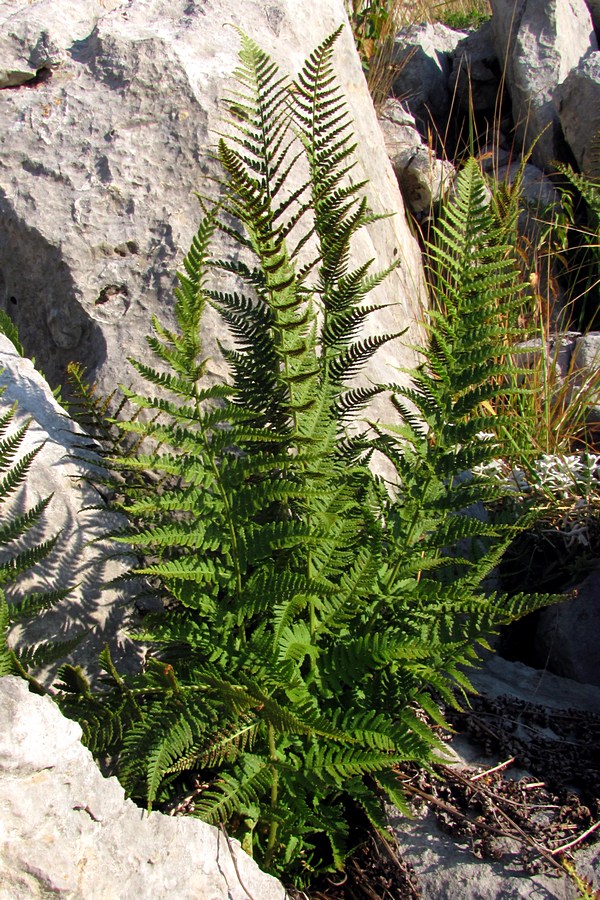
[58,34,559,881]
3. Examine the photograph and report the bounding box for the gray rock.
[586,0,600,32]
[378,99,455,214]
[0,333,141,684]
[378,96,421,138]
[395,148,454,214]
[479,143,512,174]
[573,331,600,370]
[572,331,600,423]
[555,51,600,175]
[470,650,600,713]
[496,160,563,241]
[490,0,597,169]
[390,792,599,899]
[0,0,123,88]
[391,22,466,132]
[534,569,600,686]
[493,160,567,322]
[511,333,579,383]
[0,676,286,899]
[0,0,427,419]
[390,806,577,899]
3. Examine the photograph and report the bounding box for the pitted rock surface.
[0,676,286,899]
[0,0,426,411]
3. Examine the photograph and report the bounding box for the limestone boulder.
[378,99,455,215]
[573,330,600,372]
[0,0,123,88]
[496,160,563,243]
[555,51,600,175]
[0,676,285,899]
[489,0,597,169]
[391,22,466,135]
[0,0,426,414]
[572,331,600,425]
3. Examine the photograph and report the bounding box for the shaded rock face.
[0,676,286,899]
[555,51,600,174]
[590,0,600,31]
[450,20,502,115]
[535,569,600,686]
[391,22,466,134]
[0,0,426,406]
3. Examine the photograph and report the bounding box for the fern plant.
[58,33,560,882]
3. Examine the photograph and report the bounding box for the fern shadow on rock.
[0,334,143,685]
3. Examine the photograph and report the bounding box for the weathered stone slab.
[378,99,455,214]
[572,331,600,424]
[0,676,286,899]
[555,51,600,175]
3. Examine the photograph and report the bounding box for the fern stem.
[265,723,279,868]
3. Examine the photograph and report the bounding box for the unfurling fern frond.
[56,35,563,884]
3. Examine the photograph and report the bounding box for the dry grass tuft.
[346,0,491,109]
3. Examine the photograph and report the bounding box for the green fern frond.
[16,633,86,671]
[328,330,404,383]
[194,754,273,824]
[0,590,12,676]
[0,312,24,356]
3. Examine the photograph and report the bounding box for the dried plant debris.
[299,827,422,900]
[383,693,600,894]
[398,761,599,878]
[447,693,600,801]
